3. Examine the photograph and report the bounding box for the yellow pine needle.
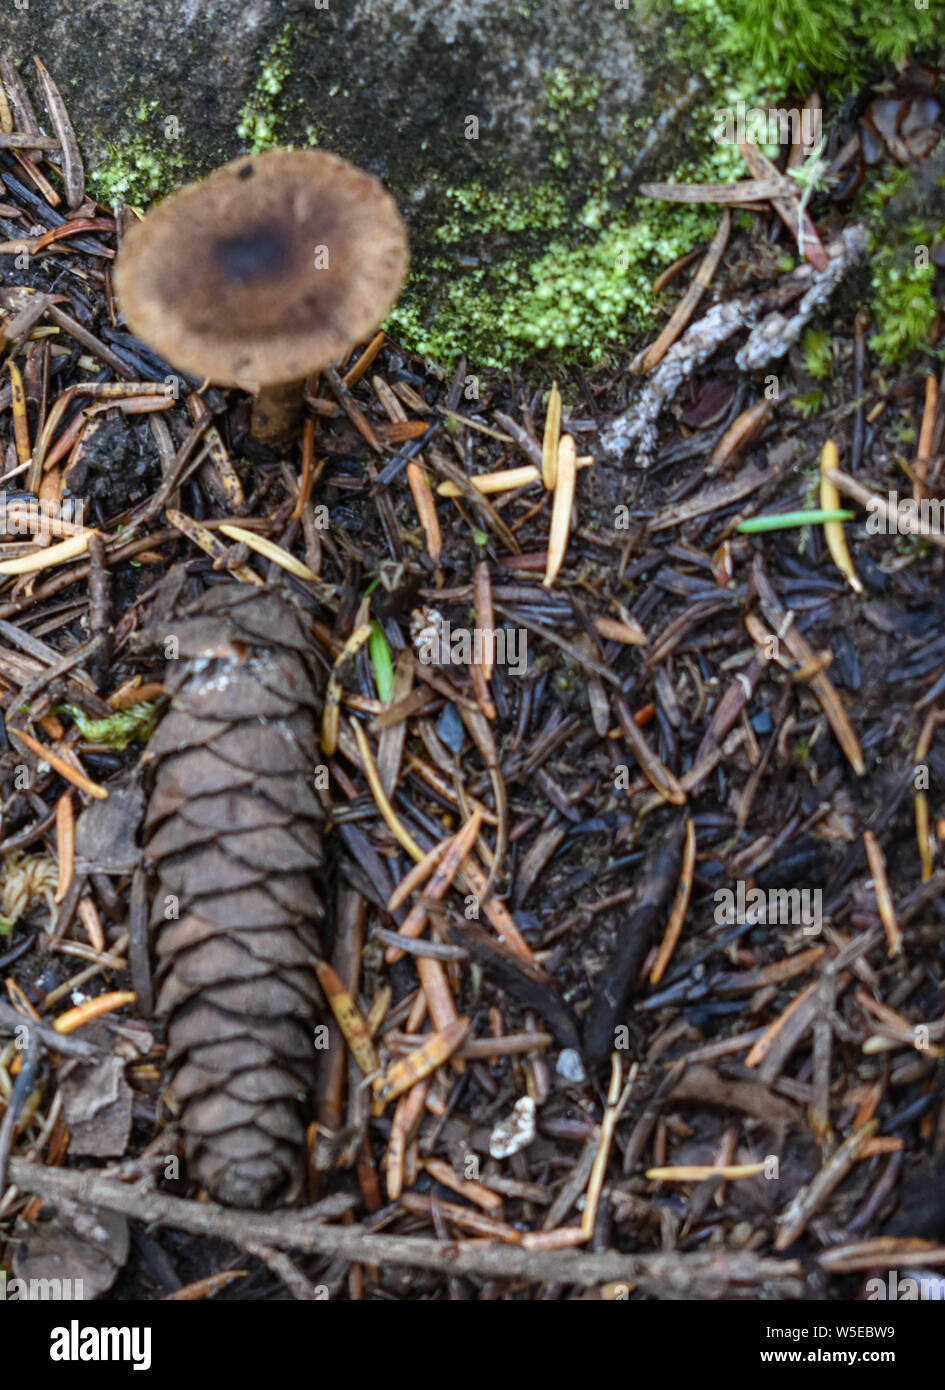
[437,463,540,498]
[863,830,902,957]
[351,718,425,862]
[372,1016,471,1109]
[7,358,31,467]
[916,791,933,882]
[315,960,380,1075]
[166,509,262,586]
[646,1163,767,1181]
[544,434,577,588]
[217,522,320,582]
[436,458,593,498]
[542,381,562,489]
[321,622,373,755]
[820,440,862,593]
[0,528,98,574]
[583,1055,634,1238]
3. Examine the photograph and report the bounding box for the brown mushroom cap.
[114,149,408,389]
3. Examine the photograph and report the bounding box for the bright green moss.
[236,21,297,153]
[665,0,939,95]
[858,168,945,365]
[60,703,157,750]
[869,252,939,364]
[389,139,748,368]
[801,329,834,380]
[88,100,193,206]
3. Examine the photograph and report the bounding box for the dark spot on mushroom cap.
[212,224,292,284]
[114,149,409,389]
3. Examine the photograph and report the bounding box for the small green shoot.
[738,509,855,533]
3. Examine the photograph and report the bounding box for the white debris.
[489,1096,536,1159]
[556,1048,586,1084]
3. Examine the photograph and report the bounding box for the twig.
[6,1158,803,1296]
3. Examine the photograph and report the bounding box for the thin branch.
[7,1158,802,1297]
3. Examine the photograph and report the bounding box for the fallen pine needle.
[820,440,862,593]
[351,718,425,862]
[775,1120,877,1250]
[593,614,647,646]
[385,810,483,963]
[10,727,109,800]
[407,459,441,564]
[542,381,562,489]
[218,522,320,582]
[166,509,261,586]
[583,1055,635,1239]
[615,695,687,806]
[646,1163,767,1182]
[372,1016,471,1109]
[53,991,137,1033]
[914,373,937,503]
[385,1080,429,1200]
[423,1158,504,1214]
[737,509,854,533]
[521,1227,588,1251]
[544,434,577,588]
[745,980,818,1068]
[863,830,902,957]
[709,398,772,474]
[53,791,74,905]
[76,895,105,953]
[632,210,731,373]
[0,528,98,574]
[650,817,696,984]
[164,1271,248,1301]
[826,467,945,548]
[315,960,380,1076]
[321,622,373,756]
[436,458,593,498]
[387,838,450,912]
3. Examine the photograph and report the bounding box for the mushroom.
[114,148,408,449]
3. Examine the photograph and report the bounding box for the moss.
[87,99,195,207]
[857,167,945,365]
[664,0,940,95]
[387,119,750,368]
[60,703,157,750]
[869,251,940,364]
[236,21,300,154]
[801,330,833,380]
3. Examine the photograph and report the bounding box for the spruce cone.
[143,584,325,1208]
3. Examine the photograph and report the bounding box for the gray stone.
[2,1,683,196]
[0,2,800,365]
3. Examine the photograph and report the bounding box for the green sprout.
[801,330,834,381]
[738,509,854,532]
[368,622,395,703]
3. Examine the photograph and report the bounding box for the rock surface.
[0,2,771,363]
[3,1,687,196]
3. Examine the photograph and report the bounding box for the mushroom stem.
[250,378,306,450]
